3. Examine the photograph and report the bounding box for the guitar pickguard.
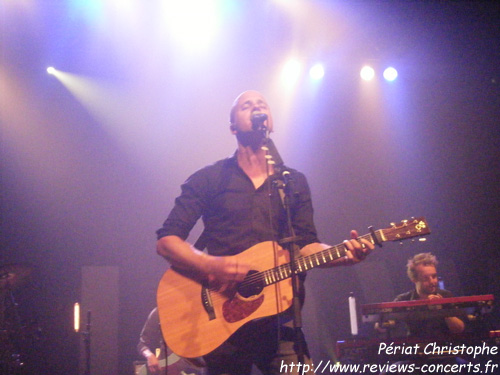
[222,294,264,323]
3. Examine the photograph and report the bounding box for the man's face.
[231,91,273,134]
[413,264,438,297]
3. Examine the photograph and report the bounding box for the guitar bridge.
[201,281,216,320]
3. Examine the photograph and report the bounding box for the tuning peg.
[390,222,396,227]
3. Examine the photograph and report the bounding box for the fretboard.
[243,231,383,289]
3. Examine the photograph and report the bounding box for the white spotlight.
[161,1,219,53]
[360,66,375,81]
[47,67,56,75]
[309,63,325,81]
[281,59,302,86]
[383,67,398,82]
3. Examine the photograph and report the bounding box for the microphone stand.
[262,136,306,365]
[82,310,91,375]
[279,172,306,365]
[252,112,307,363]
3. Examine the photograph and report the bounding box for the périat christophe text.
[278,341,498,374]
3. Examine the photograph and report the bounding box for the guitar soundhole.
[237,270,263,298]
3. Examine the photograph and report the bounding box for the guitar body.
[137,356,205,375]
[156,217,430,359]
[157,241,293,358]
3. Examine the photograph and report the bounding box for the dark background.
[1,1,499,374]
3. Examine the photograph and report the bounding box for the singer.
[156,90,374,375]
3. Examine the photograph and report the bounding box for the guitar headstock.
[382,217,430,242]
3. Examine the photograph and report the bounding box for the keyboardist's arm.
[445,316,465,334]
[428,293,465,334]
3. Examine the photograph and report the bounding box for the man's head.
[406,252,439,297]
[229,90,274,135]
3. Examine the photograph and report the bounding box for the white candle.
[74,302,80,332]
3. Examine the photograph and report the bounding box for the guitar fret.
[264,271,271,285]
[316,253,322,266]
[286,265,291,278]
[297,260,303,273]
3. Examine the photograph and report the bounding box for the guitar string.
[238,244,346,287]
[236,234,374,288]
[209,226,421,298]
[205,232,378,297]
[243,231,380,289]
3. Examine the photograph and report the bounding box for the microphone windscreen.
[251,113,268,131]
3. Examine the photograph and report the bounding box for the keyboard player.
[373,253,470,374]
[376,252,466,338]
[375,253,466,338]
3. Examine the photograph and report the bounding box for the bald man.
[156,90,373,375]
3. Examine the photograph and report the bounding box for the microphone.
[251,112,268,132]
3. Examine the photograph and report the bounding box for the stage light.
[309,63,325,81]
[360,66,375,81]
[47,67,56,75]
[160,0,220,53]
[383,67,398,82]
[281,58,302,86]
[74,302,80,332]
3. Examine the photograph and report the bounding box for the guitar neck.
[238,217,429,293]
[254,231,384,288]
[300,231,382,270]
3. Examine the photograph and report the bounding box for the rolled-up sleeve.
[156,169,209,240]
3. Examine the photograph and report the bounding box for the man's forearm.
[445,316,465,334]
[156,235,210,274]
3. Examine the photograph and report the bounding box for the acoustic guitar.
[157,218,430,358]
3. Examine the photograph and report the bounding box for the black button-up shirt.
[157,154,319,256]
